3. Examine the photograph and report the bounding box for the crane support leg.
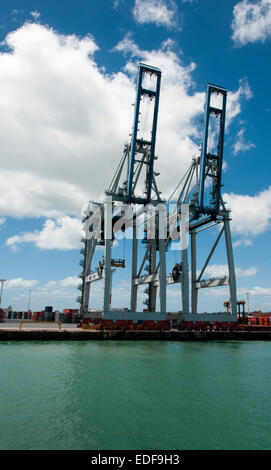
[131,219,138,311]
[103,239,111,313]
[82,281,90,313]
[149,240,157,311]
[191,230,198,314]
[180,205,189,314]
[224,218,237,316]
[103,197,112,313]
[159,238,166,314]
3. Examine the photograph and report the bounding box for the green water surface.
[0,340,270,450]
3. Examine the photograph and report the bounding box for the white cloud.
[113,32,142,57]
[201,263,258,279]
[133,0,179,29]
[223,186,271,236]
[30,10,40,21]
[0,23,133,218]
[0,171,90,218]
[5,278,39,289]
[0,22,251,223]
[113,0,122,8]
[231,0,271,46]
[222,161,228,172]
[3,276,81,310]
[233,238,253,248]
[233,127,256,155]
[37,276,79,294]
[5,216,83,251]
[203,286,271,298]
[226,78,253,130]
[236,266,258,277]
[247,286,271,296]
[11,9,24,22]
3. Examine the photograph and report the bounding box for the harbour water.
[0,340,270,450]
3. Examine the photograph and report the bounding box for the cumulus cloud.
[224,186,271,236]
[0,171,90,218]
[0,21,252,228]
[201,263,258,279]
[30,10,40,21]
[3,276,81,310]
[5,278,39,289]
[36,276,79,294]
[233,238,253,248]
[231,0,271,46]
[0,22,133,218]
[5,216,83,251]
[203,286,271,298]
[132,0,179,29]
[11,9,24,22]
[226,78,253,130]
[233,127,256,155]
[247,286,271,296]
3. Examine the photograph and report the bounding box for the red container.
[141,321,155,330]
[63,309,77,314]
[39,312,45,321]
[102,320,114,329]
[115,320,128,330]
[32,312,39,321]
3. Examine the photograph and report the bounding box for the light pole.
[246,291,250,316]
[27,288,32,315]
[0,279,6,307]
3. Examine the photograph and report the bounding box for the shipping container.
[57,313,64,322]
[45,306,53,312]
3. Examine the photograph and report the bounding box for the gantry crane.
[78,66,237,322]
[169,84,237,318]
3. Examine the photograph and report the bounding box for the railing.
[19,321,62,331]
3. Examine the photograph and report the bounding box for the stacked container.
[32,312,38,321]
[63,309,78,323]
[55,312,64,322]
[44,306,53,322]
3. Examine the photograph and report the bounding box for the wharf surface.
[1,324,271,341]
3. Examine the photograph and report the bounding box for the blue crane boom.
[198,84,227,217]
[127,63,161,204]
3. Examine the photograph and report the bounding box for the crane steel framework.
[78,64,237,322]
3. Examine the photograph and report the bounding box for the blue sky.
[0,0,271,313]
